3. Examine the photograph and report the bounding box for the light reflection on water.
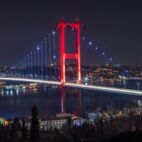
[0,82,142,119]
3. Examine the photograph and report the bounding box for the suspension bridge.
[0,20,142,96]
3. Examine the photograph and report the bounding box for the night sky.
[0,0,142,66]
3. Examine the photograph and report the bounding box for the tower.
[55,19,81,85]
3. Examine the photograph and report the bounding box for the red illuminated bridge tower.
[55,20,81,85]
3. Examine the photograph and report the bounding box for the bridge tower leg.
[76,21,81,84]
[55,19,81,85]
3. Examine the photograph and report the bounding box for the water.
[0,80,142,119]
[96,80,142,90]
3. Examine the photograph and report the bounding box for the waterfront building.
[0,116,9,126]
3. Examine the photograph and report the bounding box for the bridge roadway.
[0,77,142,96]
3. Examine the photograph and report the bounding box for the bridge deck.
[0,77,142,96]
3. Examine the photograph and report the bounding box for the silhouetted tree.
[30,105,40,142]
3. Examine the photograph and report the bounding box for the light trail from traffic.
[65,83,142,96]
[0,77,142,96]
[0,77,61,85]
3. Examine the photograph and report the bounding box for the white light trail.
[65,83,142,96]
[0,77,61,85]
[0,77,142,96]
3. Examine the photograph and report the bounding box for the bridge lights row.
[81,35,122,66]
